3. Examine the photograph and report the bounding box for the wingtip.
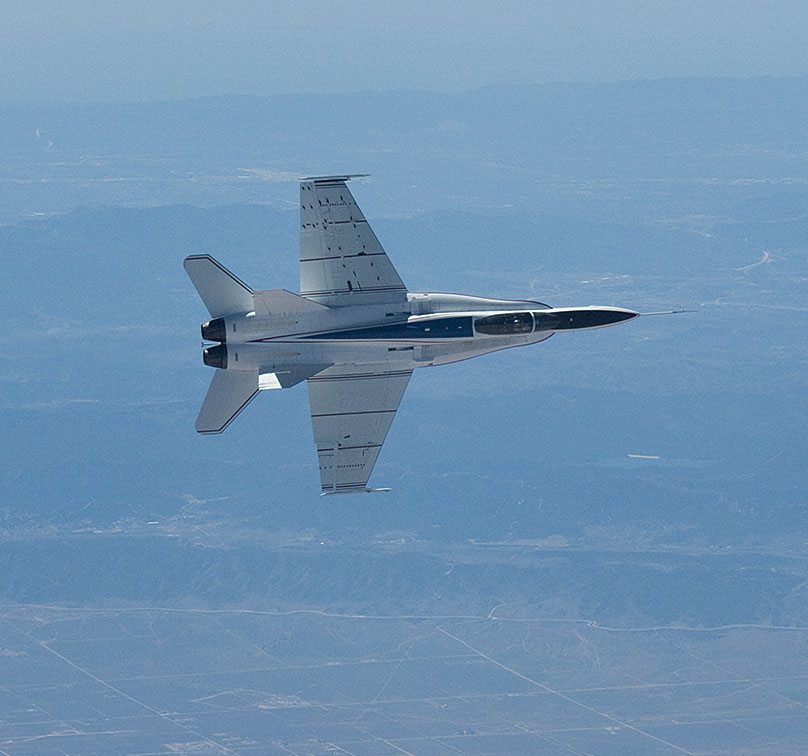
[298,174,370,183]
[320,486,391,496]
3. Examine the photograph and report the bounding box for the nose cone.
[566,308,638,329]
[536,308,638,332]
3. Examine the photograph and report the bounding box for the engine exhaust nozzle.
[201,317,226,342]
[203,343,227,369]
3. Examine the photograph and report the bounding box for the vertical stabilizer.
[196,370,259,434]
[184,255,254,318]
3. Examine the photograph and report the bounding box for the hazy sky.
[3,0,808,102]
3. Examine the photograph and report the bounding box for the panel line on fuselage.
[300,285,408,296]
[308,370,413,381]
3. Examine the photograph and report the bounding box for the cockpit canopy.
[474,312,534,335]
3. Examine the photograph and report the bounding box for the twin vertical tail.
[183,255,255,321]
[194,370,260,434]
[184,255,330,434]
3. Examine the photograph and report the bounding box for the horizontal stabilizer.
[196,369,259,434]
[184,255,254,318]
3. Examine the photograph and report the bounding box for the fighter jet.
[185,175,638,495]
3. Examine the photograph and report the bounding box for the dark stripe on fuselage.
[302,316,473,341]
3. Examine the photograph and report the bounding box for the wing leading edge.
[307,364,412,494]
[299,176,408,307]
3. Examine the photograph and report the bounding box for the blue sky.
[3,0,808,102]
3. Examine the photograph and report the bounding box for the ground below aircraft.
[185,175,639,494]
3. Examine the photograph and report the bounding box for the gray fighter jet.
[185,175,638,494]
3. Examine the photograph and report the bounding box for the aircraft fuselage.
[201,293,638,373]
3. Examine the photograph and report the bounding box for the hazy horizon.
[3,4,808,751]
[4,0,808,103]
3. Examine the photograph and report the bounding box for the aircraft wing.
[307,364,412,494]
[299,175,408,308]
